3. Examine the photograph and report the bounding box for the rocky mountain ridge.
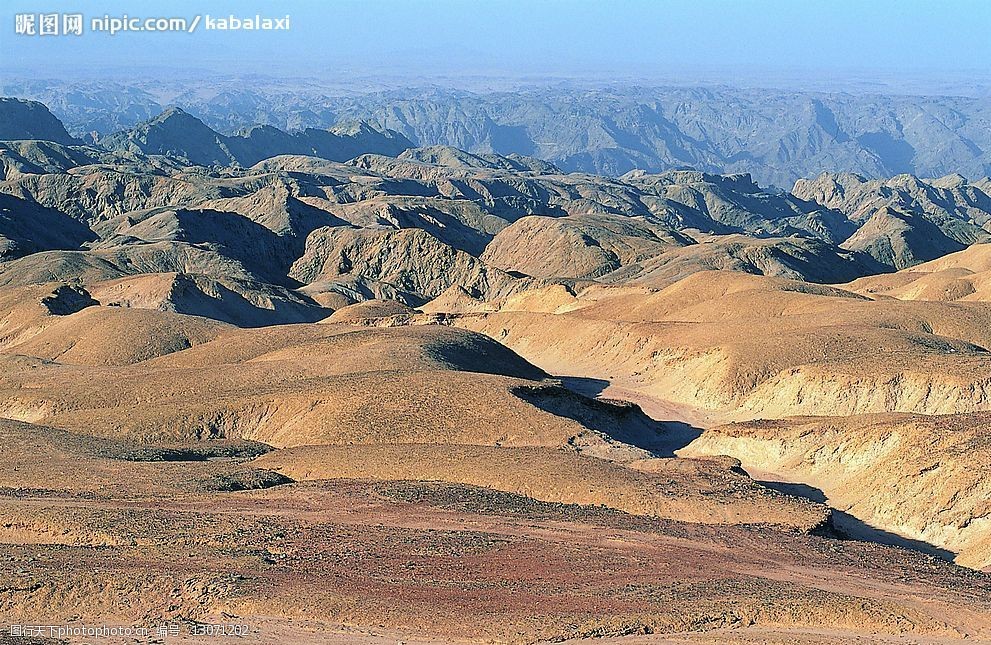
[3,99,991,324]
[0,97,77,145]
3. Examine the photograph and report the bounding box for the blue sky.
[1,0,989,80]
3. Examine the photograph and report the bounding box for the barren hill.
[449,271,991,420]
[680,412,991,570]
[845,243,991,301]
[2,102,991,324]
[796,172,991,268]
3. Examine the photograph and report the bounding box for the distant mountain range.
[5,82,991,186]
[99,106,412,167]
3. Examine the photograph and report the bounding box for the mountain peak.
[0,97,77,145]
[931,173,969,189]
[156,106,188,118]
[147,106,207,128]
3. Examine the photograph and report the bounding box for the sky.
[1,0,990,84]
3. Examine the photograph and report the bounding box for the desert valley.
[1,92,991,644]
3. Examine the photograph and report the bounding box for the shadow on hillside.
[558,376,610,397]
[542,376,703,457]
[758,479,827,504]
[758,477,957,562]
[650,421,705,458]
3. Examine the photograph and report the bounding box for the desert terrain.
[0,98,990,644]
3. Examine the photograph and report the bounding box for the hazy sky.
[2,0,990,81]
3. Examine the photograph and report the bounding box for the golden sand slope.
[0,281,989,641]
[416,269,991,573]
[0,418,276,499]
[0,287,826,531]
[445,271,991,419]
[845,242,991,301]
[0,283,227,365]
[0,327,597,448]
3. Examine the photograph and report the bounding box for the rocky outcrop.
[289,227,522,305]
[796,172,991,269]
[480,214,689,279]
[840,206,969,269]
[605,233,888,287]
[398,145,560,173]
